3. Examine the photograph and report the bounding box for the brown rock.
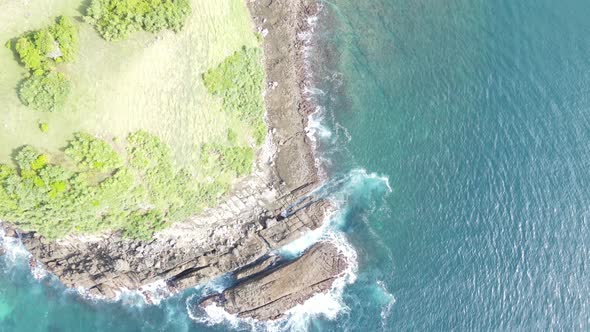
[204,242,347,321]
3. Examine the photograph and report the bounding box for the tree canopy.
[85,0,191,41]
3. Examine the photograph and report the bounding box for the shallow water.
[3,0,590,330]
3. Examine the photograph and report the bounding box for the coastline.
[1,0,345,321]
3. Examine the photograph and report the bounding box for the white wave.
[133,279,174,305]
[69,278,175,307]
[275,207,337,258]
[307,111,333,141]
[0,225,32,265]
[303,86,326,96]
[186,293,258,331]
[202,273,234,294]
[346,168,392,194]
[277,167,391,258]
[276,228,324,258]
[30,261,48,280]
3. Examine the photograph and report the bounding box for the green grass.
[0,0,260,166]
[0,0,267,239]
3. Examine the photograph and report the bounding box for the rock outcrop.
[4,177,328,299]
[201,242,347,321]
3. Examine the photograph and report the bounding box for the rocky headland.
[1,0,345,321]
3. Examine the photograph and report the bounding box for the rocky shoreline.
[1,0,341,321]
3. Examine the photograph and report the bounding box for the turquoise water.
[3,0,590,330]
[312,0,590,330]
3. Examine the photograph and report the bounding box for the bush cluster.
[203,46,267,145]
[65,132,122,172]
[85,0,191,41]
[201,144,254,177]
[14,16,77,75]
[11,16,77,112]
[0,131,229,240]
[18,72,71,112]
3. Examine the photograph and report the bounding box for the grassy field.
[0,0,259,165]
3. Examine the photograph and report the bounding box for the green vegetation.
[227,128,238,144]
[13,16,77,75]
[1,0,261,165]
[10,16,77,112]
[203,46,267,144]
[0,131,237,240]
[39,123,49,133]
[201,144,254,177]
[65,133,122,172]
[85,0,192,41]
[0,1,265,240]
[18,72,70,112]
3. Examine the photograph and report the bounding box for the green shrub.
[203,47,265,122]
[10,16,77,111]
[227,128,238,144]
[122,210,167,240]
[15,30,53,74]
[203,46,267,146]
[0,131,233,240]
[18,72,71,112]
[65,133,122,172]
[13,16,78,75]
[51,16,78,62]
[253,118,267,145]
[202,144,254,176]
[39,122,49,133]
[85,0,191,41]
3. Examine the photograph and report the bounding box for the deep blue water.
[3,0,590,330]
[312,0,590,330]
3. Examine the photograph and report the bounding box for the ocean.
[3,0,590,330]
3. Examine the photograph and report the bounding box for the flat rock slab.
[202,241,347,321]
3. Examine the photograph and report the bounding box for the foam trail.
[376,280,396,329]
[307,107,333,141]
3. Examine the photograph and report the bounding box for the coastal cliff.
[1,0,341,320]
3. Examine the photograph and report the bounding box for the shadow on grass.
[5,37,23,67]
[77,0,92,17]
